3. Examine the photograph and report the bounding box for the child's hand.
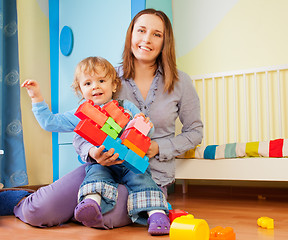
[88,145,124,166]
[134,113,153,128]
[21,79,44,103]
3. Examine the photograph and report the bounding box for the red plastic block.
[74,119,107,146]
[169,209,188,223]
[117,111,131,129]
[125,115,151,136]
[210,226,236,240]
[75,100,108,127]
[120,128,151,153]
[102,100,130,128]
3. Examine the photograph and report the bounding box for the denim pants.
[78,163,168,224]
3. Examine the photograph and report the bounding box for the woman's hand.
[88,145,124,166]
[146,140,159,159]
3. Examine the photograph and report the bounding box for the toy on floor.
[169,209,189,223]
[210,226,236,240]
[74,100,151,174]
[257,217,274,229]
[170,214,210,240]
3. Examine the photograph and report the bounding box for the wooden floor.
[1,186,288,240]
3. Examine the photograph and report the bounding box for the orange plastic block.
[125,115,151,136]
[102,100,130,128]
[74,119,107,146]
[75,100,108,127]
[210,226,236,240]
[120,128,151,153]
[169,209,189,223]
[122,139,146,158]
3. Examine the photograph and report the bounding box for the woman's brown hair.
[122,8,179,93]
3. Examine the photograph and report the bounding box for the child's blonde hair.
[72,56,121,101]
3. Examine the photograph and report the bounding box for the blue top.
[32,101,78,132]
[74,65,203,186]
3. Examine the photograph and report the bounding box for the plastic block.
[123,149,149,174]
[106,117,122,133]
[125,115,151,136]
[120,128,151,153]
[102,100,130,128]
[101,122,119,139]
[210,226,236,240]
[117,111,131,129]
[169,209,188,223]
[102,136,128,160]
[122,139,145,157]
[170,214,210,240]
[75,100,108,127]
[74,119,107,146]
[257,217,274,229]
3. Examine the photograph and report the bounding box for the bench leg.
[182,180,188,194]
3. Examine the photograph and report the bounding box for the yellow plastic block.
[170,214,210,240]
[257,217,274,229]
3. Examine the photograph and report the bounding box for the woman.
[1,9,203,230]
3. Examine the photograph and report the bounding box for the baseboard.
[174,182,288,201]
[16,185,47,191]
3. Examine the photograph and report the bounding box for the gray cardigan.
[73,65,203,187]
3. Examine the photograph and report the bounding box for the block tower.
[74,100,151,174]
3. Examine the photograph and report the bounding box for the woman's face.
[131,14,164,65]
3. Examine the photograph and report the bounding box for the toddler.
[24,57,170,235]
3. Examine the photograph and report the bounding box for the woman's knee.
[20,186,75,227]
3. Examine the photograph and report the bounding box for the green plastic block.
[106,117,122,133]
[101,122,118,139]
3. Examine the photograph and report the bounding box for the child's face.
[78,67,117,105]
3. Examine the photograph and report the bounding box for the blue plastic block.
[123,149,149,174]
[102,136,128,160]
